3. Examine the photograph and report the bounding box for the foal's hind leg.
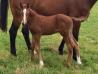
[58,21,81,62]
[9,20,20,56]
[63,35,73,66]
[22,25,31,51]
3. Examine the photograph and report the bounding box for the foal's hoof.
[77,56,82,65]
[66,63,71,68]
[39,64,44,68]
[77,60,82,65]
[39,61,44,68]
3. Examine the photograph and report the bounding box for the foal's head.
[20,3,33,24]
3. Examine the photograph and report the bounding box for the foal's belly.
[42,29,58,35]
[30,26,58,35]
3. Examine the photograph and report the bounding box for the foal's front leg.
[32,35,44,67]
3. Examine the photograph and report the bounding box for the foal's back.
[28,13,58,35]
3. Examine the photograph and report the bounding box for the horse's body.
[0,0,97,61]
[22,6,81,66]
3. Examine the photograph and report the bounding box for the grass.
[0,2,98,74]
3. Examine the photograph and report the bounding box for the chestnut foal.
[22,6,82,67]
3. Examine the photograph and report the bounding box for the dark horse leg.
[22,25,31,51]
[9,21,19,56]
[58,38,65,55]
[72,21,81,61]
[58,21,81,61]
[0,0,8,31]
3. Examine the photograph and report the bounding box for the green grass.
[0,2,98,74]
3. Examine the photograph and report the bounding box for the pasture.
[0,2,98,74]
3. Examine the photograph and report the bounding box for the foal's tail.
[69,33,78,48]
[0,0,8,32]
[71,16,88,22]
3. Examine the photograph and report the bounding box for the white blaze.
[23,8,27,24]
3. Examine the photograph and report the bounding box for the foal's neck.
[28,9,38,23]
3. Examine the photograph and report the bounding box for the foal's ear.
[20,2,23,9]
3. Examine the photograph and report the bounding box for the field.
[0,3,98,74]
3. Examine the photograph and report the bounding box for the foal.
[22,5,82,67]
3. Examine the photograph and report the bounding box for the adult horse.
[0,0,97,61]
